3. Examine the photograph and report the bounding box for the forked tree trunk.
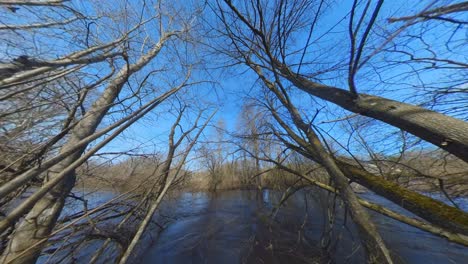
[0,34,175,264]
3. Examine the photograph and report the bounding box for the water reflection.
[33,188,467,263]
[141,189,468,264]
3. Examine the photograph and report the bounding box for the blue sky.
[1,0,466,165]
[90,0,468,163]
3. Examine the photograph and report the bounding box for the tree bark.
[274,61,468,163]
[311,144,395,263]
[336,160,468,235]
[286,140,468,236]
[255,65,394,263]
[270,162,468,246]
[0,34,175,264]
[274,123,395,263]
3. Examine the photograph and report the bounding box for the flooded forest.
[0,1,467,263]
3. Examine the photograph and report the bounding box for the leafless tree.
[0,0,207,263]
[208,0,468,262]
[211,0,468,162]
[118,107,215,264]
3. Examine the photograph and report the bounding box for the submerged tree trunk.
[0,34,176,264]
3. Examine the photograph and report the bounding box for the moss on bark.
[337,160,468,235]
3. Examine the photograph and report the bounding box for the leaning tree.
[0,0,208,263]
[208,0,468,263]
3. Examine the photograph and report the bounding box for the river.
[140,189,467,264]
[33,188,467,263]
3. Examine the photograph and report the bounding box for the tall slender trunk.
[275,111,394,263]
[254,66,394,263]
[253,134,262,188]
[0,34,175,264]
[313,146,394,264]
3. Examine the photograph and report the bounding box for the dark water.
[139,189,468,264]
[31,188,467,263]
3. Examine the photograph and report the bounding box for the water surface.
[140,189,468,264]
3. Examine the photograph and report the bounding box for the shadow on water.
[140,188,468,264]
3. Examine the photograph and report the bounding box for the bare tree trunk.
[282,140,468,236]
[118,109,213,264]
[313,148,393,263]
[0,34,176,264]
[268,161,468,246]
[253,66,393,263]
[335,160,468,235]
[216,0,468,162]
[274,62,468,162]
[273,114,394,263]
